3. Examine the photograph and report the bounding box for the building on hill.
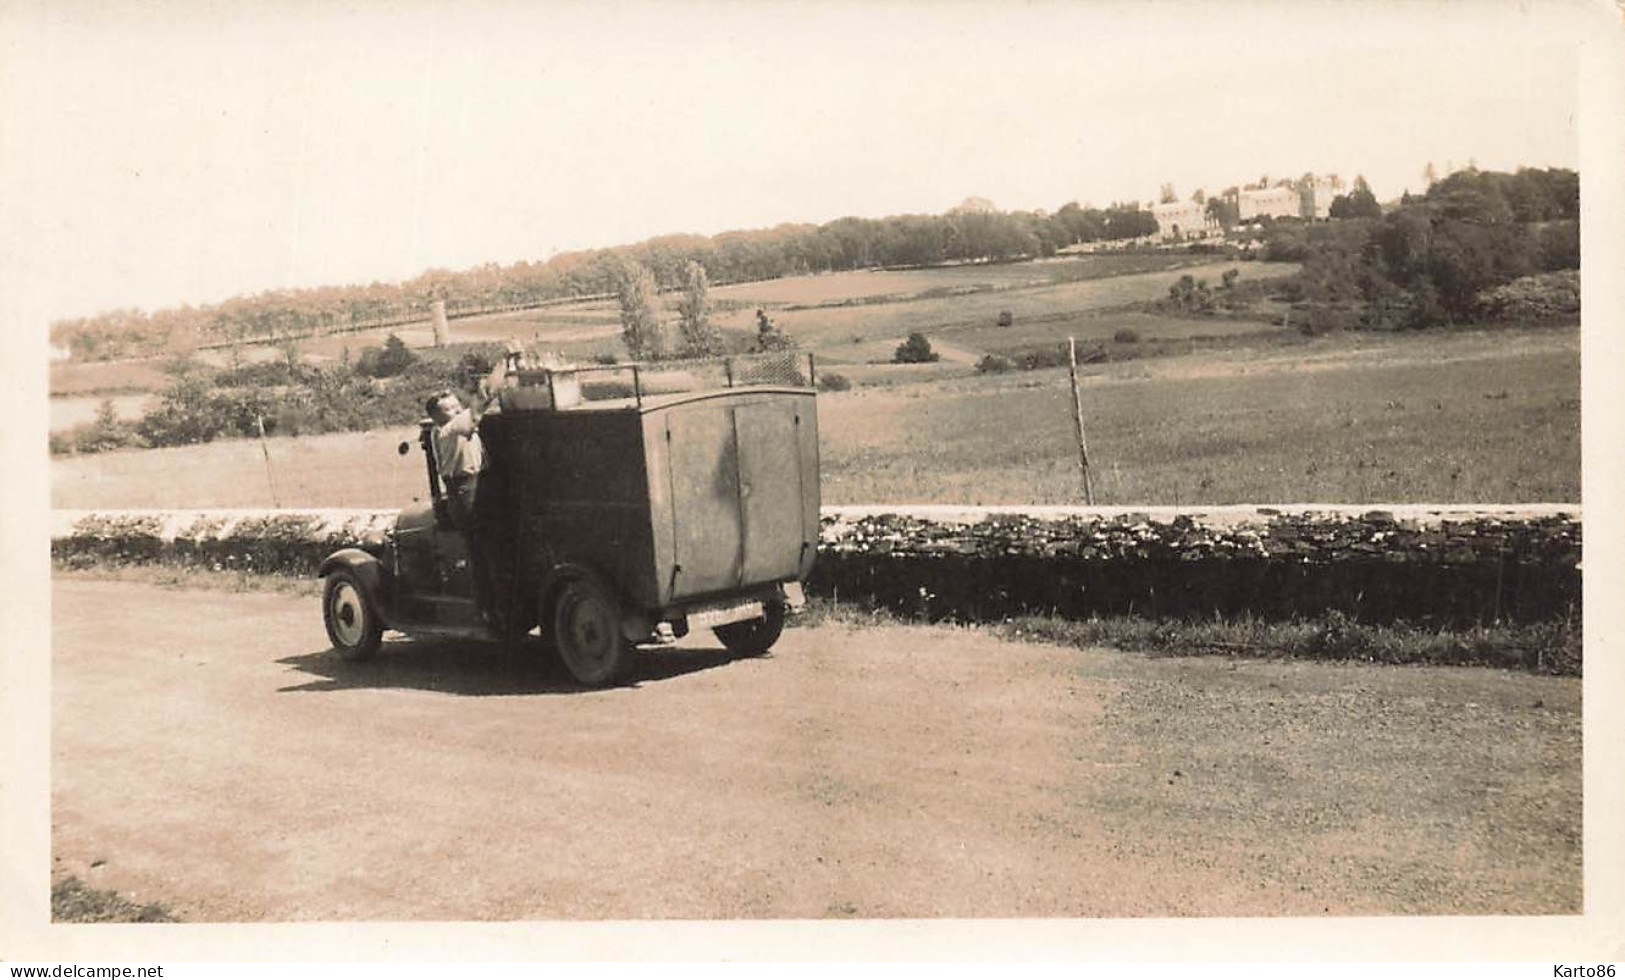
[1298,174,1346,219]
[1237,185,1302,221]
[1234,174,1347,221]
[1150,200,1220,242]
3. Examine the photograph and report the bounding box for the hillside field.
[52,325,1579,509]
[48,255,1296,405]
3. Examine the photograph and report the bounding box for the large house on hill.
[1298,174,1346,219]
[1237,185,1301,221]
[1150,200,1221,242]
[1236,174,1346,221]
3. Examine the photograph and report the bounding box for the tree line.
[51,197,1167,362]
[1269,166,1579,330]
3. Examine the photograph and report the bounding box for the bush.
[61,401,144,455]
[975,354,1014,374]
[996,310,1014,328]
[1113,328,1140,344]
[1476,270,1581,320]
[1164,274,1215,314]
[354,333,417,378]
[1015,345,1070,370]
[214,358,307,388]
[893,332,940,364]
[817,372,852,392]
[137,374,230,446]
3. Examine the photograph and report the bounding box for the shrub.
[354,333,417,378]
[996,310,1014,328]
[1476,270,1581,320]
[591,351,620,365]
[1113,328,1140,343]
[137,374,229,446]
[893,332,940,364]
[1015,345,1070,370]
[817,372,852,392]
[72,400,145,453]
[975,354,1014,374]
[214,357,309,388]
[1164,274,1215,314]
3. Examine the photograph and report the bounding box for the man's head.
[425,390,462,423]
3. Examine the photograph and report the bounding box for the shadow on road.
[276,636,757,696]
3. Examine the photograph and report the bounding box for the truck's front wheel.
[714,601,786,657]
[552,577,631,686]
[323,570,383,662]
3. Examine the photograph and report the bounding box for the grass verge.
[800,598,1579,675]
[52,876,179,923]
[53,559,322,597]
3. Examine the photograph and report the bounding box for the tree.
[1424,161,1439,187]
[893,332,940,363]
[615,260,667,360]
[1190,188,1206,204]
[674,260,722,357]
[1165,274,1214,314]
[355,333,418,378]
[1104,204,1157,240]
[1055,201,1104,244]
[1159,183,1178,205]
[950,196,997,214]
[1205,196,1239,230]
[1329,176,1381,220]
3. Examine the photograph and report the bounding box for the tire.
[323,570,384,662]
[713,600,786,657]
[551,576,632,686]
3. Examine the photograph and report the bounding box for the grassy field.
[48,255,1295,396]
[707,252,1209,306]
[817,326,1578,505]
[51,324,1579,509]
[745,260,1296,350]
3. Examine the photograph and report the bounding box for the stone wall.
[52,504,1580,626]
[814,505,1580,627]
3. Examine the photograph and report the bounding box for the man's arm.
[471,340,523,418]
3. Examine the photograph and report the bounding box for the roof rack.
[503,350,816,411]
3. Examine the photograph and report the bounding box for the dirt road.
[52,578,1581,920]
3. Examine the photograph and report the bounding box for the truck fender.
[535,562,650,643]
[318,549,393,626]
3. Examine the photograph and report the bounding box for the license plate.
[687,600,764,629]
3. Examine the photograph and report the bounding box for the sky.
[0,0,1586,330]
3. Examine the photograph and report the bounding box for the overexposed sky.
[0,0,1582,329]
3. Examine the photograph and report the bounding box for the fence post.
[430,298,451,347]
[255,413,281,508]
[1067,337,1095,505]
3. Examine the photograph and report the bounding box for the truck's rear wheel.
[714,601,786,657]
[552,577,631,686]
[323,570,383,662]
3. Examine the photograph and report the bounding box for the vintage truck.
[318,353,821,686]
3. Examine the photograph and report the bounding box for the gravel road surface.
[52,578,1581,920]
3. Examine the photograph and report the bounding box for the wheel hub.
[330,582,366,647]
